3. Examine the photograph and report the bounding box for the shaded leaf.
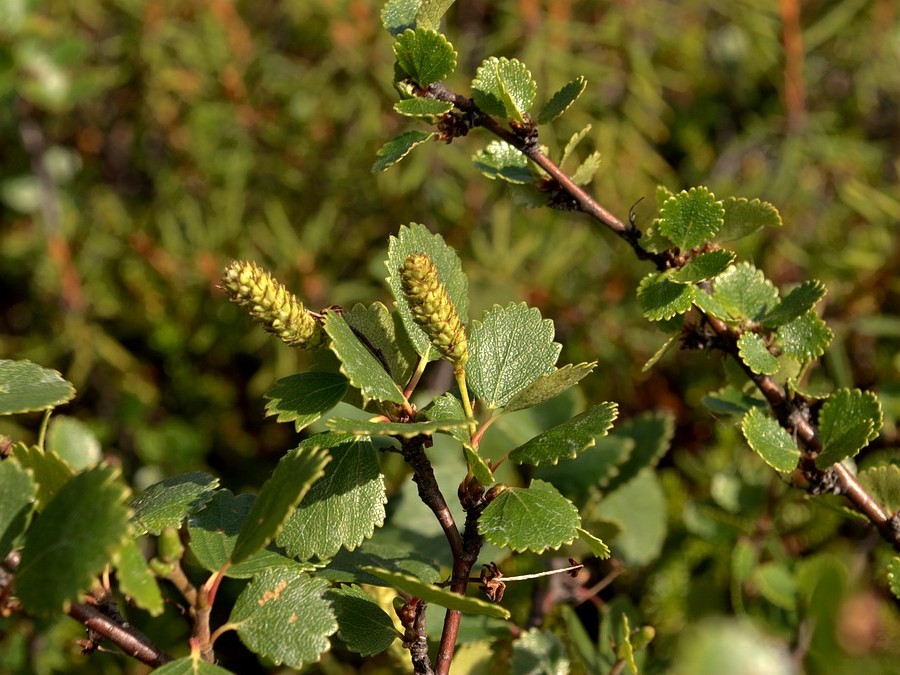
[571,151,602,186]
[131,472,219,536]
[467,303,561,409]
[265,372,348,432]
[594,470,667,565]
[393,29,457,86]
[154,656,234,675]
[741,408,799,473]
[327,585,399,657]
[0,459,35,558]
[372,130,434,173]
[737,333,778,375]
[712,262,779,322]
[667,250,735,284]
[717,197,783,242]
[752,562,797,612]
[857,465,900,514]
[473,141,535,184]
[637,272,695,321]
[537,76,587,124]
[426,393,470,443]
[642,333,680,372]
[471,56,537,122]
[321,540,441,587]
[536,436,634,502]
[464,446,495,486]
[345,302,418,386]
[116,538,164,616]
[394,97,454,117]
[777,311,833,360]
[702,387,765,416]
[762,280,827,327]
[602,412,674,494]
[505,362,597,412]
[656,187,724,250]
[46,416,101,471]
[511,629,570,675]
[509,403,618,466]
[327,417,468,437]
[0,359,75,414]
[10,444,73,510]
[577,527,611,559]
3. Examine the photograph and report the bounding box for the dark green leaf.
[479,479,580,553]
[737,333,778,375]
[426,393,470,443]
[718,197,783,242]
[741,408,799,473]
[231,568,337,668]
[393,29,457,86]
[776,311,833,360]
[536,436,634,501]
[46,416,101,471]
[712,262,779,322]
[321,540,441,587]
[154,656,234,675]
[394,97,454,117]
[656,187,724,250]
[232,445,331,565]
[130,472,219,536]
[504,362,597,412]
[277,436,386,561]
[0,459,35,558]
[327,585,399,656]
[857,465,900,513]
[464,446,495,486]
[327,417,467,437]
[509,403,618,466]
[471,56,537,122]
[324,312,407,405]
[511,629,570,675]
[667,250,735,284]
[362,566,510,619]
[816,388,882,467]
[702,387,765,416]
[473,141,536,184]
[372,130,434,173]
[762,280,827,327]
[265,372,348,432]
[537,76,587,124]
[602,412,674,494]
[116,538,164,616]
[594,470,667,565]
[467,303,561,409]
[10,444,73,510]
[16,465,130,616]
[0,359,75,414]
[345,302,418,386]
[637,272,695,321]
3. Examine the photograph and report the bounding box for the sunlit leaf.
[656,187,724,250]
[737,332,778,375]
[373,130,434,173]
[504,362,597,412]
[537,76,587,124]
[473,141,535,184]
[0,359,75,414]
[509,403,618,466]
[717,197,782,242]
[776,311,833,361]
[479,480,580,553]
[130,472,219,536]
[637,272,695,321]
[741,408,799,473]
[712,262,779,322]
[762,280,826,327]
[393,29,457,86]
[471,56,537,122]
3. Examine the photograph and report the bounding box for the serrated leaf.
[741,408,799,473]
[511,629,570,675]
[393,97,454,117]
[387,223,469,360]
[345,302,418,386]
[702,386,765,416]
[10,444,73,510]
[571,151,602,186]
[231,567,336,668]
[426,393,470,443]
[656,187,724,250]
[154,657,233,675]
[362,566,510,619]
[857,465,900,513]
[594,470,667,565]
[327,585,399,656]
[762,280,827,327]
[691,287,734,321]
[712,262,780,322]
[232,445,331,565]
[372,130,434,173]
[324,312,407,405]
[737,332,779,375]
[321,540,441,587]
[776,311,833,360]
[467,303,561,409]
[473,141,536,184]
[464,446,495,486]
[471,56,537,122]
[16,465,130,616]
[637,272,695,321]
[577,527,611,559]
[505,362,597,412]
[0,359,75,414]
[602,412,674,494]
[116,538,164,616]
[888,558,900,600]
[277,435,386,561]
[130,472,219,536]
[381,0,422,36]
[537,76,587,124]
[0,459,35,558]
[327,417,468,437]
[718,197,782,242]
[46,416,101,471]
[642,334,680,372]
[265,372,348,432]
[667,250,735,284]
[536,436,634,501]
[393,29,457,86]
[560,124,592,167]
[509,403,618,466]
[416,0,455,31]
[188,491,312,579]
[479,479,579,553]
[816,388,882,467]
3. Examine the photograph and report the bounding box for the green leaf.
[467,303,561,409]
[372,130,434,173]
[327,585,399,657]
[265,372,348,432]
[717,197,783,242]
[0,459,35,558]
[762,280,827,327]
[393,97,454,117]
[737,333,778,375]
[415,0,455,32]
[115,538,164,616]
[46,416,101,471]
[473,141,536,184]
[277,435,386,561]
[231,445,331,565]
[504,362,597,412]
[10,444,73,510]
[602,412,674,494]
[154,656,234,675]
[741,408,799,473]
[667,250,735,284]
[857,465,900,513]
[594,470,667,565]
[509,403,618,466]
[327,417,468,437]
[511,629,570,675]
[16,465,130,616]
[560,124,592,167]
[321,540,441,587]
[324,312,407,405]
[0,359,75,414]
[776,311,833,361]
[712,262,779,322]
[888,558,900,600]
[362,566,510,619]
[672,618,795,675]
[691,287,734,321]
[642,333,680,372]
[387,223,469,360]
[464,446,495,486]
[479,479,580,553]
[571,151,602,186]
[536,436,634,502]
[188,491,312,579]
[577,527,611,559]
[130,472,219,536]
[381,0,422,36]
[702,386,765,416]
[426,393,470,443]
[637,272,695,321]
[537,76,587,124]
[656,187,724,250]
[752,562,797,612]
[345,302,418,386]
[471,56,537,122]
[816,388,882,467]
[393,29,457,86]
[231,568,337,668]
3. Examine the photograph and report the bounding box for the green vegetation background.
[1,0,899,672]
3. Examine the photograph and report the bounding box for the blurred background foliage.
[1,0,899,672]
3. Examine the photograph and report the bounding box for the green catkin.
[400,253,468,369]
[221,260,324,348]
